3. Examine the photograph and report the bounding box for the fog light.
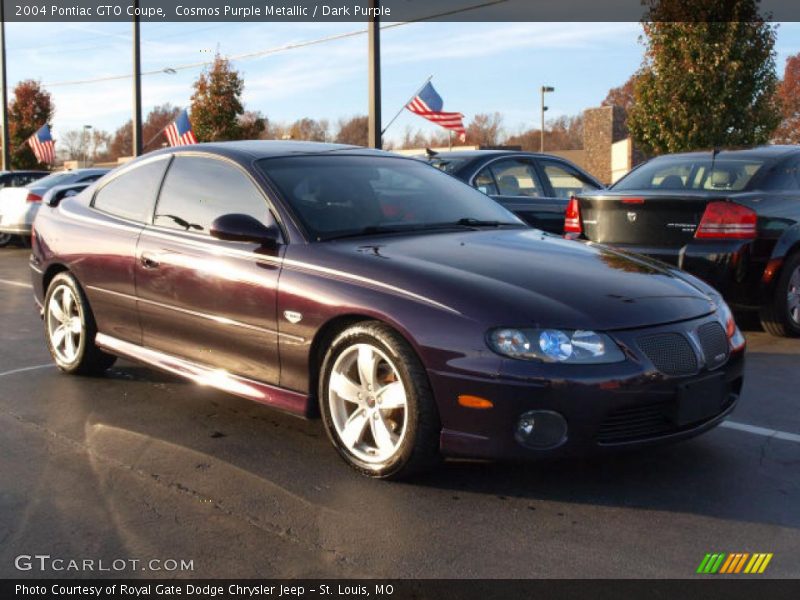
[514,410,568,449]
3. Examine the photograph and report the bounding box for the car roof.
[147,140,396,161]
[649,145,800,162]
[425,150,552,160]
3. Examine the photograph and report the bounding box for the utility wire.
[42,0,507,88]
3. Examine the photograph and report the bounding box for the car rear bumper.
[606,240,767,309]
[430,314,745,461]
[0,204,37,234]
[0,223,32,235]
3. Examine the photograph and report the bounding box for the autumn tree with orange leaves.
[8,80,54,169]
[774,53,800,143]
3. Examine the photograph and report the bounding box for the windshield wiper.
[322,219,520,241]
[454,218,508,228]
[322,226,408,241]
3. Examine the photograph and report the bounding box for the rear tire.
[0,233,13,247]
[759,252,800,337]
[319,321,441,480]
[44,272,117,375]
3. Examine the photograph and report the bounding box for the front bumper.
[430,315,745,460]
[608,239,767,309]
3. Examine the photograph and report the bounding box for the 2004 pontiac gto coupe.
[30,142,745,479]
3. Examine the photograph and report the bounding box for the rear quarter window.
[92,159,170,223]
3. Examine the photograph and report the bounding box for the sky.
[5,20,800,146]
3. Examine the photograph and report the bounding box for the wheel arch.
[762,226,800,299]
[42,263,70,294]
[306,312,423,418]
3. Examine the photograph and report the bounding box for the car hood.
[323,229,716,330]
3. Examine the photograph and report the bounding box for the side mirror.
[45,184,88,207]
[210,213,280,247]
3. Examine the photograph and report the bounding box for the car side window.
[92,159,169,223]
[762,159,800,191]
[540,161,600,198]
[473,167,498,195]
[489,159,542,197]
[154,156,272,234]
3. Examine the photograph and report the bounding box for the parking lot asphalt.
[0,246,797,579]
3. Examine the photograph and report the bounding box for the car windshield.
[613,157,766,192]
[257,155,524,241]
[31,172,74,189]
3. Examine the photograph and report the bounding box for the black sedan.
[424,150,604,234]
[571,146,800,337]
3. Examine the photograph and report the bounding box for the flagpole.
[380,74,433,137]
[0,1,9,171]
[142,117,177,151]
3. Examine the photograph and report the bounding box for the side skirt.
[95,333,311,417]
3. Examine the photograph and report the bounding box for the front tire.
[760,252,800,337]
[44,272,117,375]
[319,321,441,479]
[0,233,13,247]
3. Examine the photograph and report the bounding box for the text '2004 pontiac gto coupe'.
[30,142,745,479]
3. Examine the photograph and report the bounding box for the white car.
[0,168,108,242]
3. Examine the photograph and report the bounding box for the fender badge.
[283,311,303,324]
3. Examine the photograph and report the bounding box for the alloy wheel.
[328,343,408,464]
[47,284,83,364]
[789,265,800,326]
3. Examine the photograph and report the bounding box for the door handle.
[140,253,160,269]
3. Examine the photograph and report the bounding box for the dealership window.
[154,156,272,233]
[92,158,169,223]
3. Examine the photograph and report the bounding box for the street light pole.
[0,2,10,171]
[367,0,381,149]
[540,85,554,153]
[132,1,143,157]
[82,125,92,166]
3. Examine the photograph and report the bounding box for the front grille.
[596,400,674,443]
[596,395,736,444]
[697,322,729,369]
[638,333,698,376]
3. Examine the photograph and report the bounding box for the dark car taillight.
[564,196,582,235]
[695,201,756,240]
[26,192,43,203]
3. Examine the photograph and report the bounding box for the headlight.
[487,328,626,364]
[714,297,745,351]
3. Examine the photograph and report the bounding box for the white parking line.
[722,420,800,444]
[0,363,55,378]
[0,278,32,289]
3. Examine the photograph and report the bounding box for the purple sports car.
[30,142,745,479]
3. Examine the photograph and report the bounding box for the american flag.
[27,124,56,164]
[164,109,198,146]
[406,82,466,142]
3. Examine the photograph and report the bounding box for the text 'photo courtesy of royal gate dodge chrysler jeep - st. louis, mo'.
[30,141,746,479]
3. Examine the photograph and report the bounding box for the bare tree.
[465,112,504,147]
[335,115,368,147]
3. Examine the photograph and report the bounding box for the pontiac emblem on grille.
[627,211,638,223]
